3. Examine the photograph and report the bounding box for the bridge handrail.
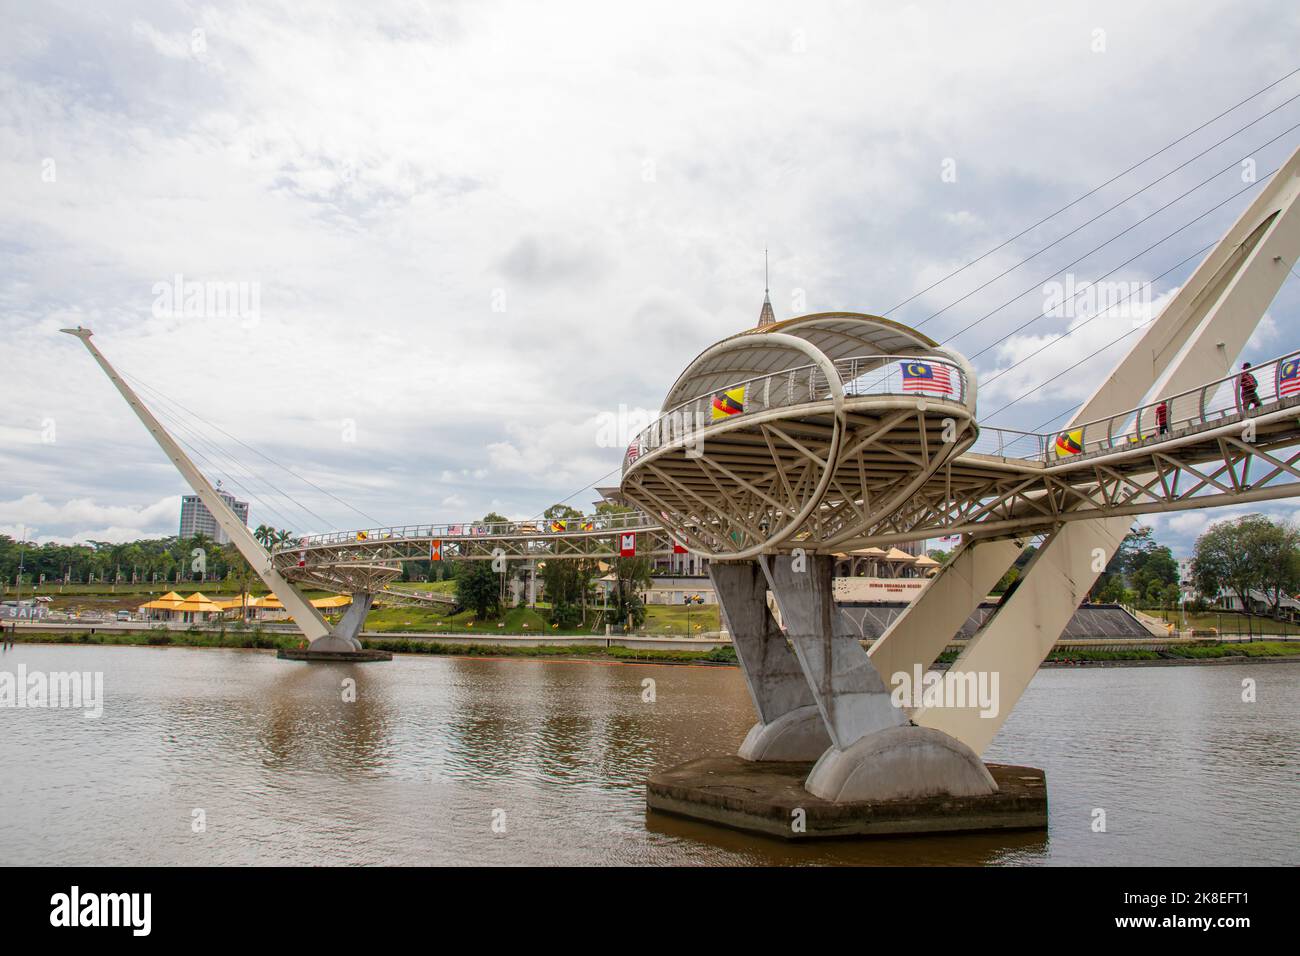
[280,509,658,551]
[281,346,1300,554]
[964,425,1049,459]
[622,353,970,472]
[1041,347,1300,463]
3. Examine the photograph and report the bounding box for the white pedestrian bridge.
[64,142,1300,806]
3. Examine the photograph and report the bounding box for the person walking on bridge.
[1155,400,1169,436]
[1239,362,1262,411]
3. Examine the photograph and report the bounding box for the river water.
[0,644,1295,866]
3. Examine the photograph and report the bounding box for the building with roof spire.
[757,248,776,327]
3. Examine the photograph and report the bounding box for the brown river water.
[0,644,1295,865]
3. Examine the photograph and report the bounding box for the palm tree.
[272,529,294,550]
[253,524,274,549]
[189,532,212,582]
[228,553,256,622]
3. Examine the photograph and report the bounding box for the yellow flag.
[711,386,745,421]
[1054,429,1083,457]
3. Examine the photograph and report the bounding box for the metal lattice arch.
[620,312,979,560]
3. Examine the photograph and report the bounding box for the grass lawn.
[641,603,720,635]
[390,579,457,594]
[1045,640,1300,662]
[364,604,594,635]
[364,601,723,636]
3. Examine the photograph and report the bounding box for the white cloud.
[0,494,178,543]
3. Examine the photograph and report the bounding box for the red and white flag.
[899,361,954,396]
[619,532,636,557]
[672,539,688,554]
[430,540,442,562]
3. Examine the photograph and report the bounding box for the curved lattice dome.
[661,312,964,411]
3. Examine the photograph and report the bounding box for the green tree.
[1191,515,1300,616]
[596,501,652,627]
[540,504,594,625]
[455,560,501,620]
[1250,518,1300,616]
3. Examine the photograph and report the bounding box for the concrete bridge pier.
[710,561,830,760]
[281,591,391,661]
[763,554,996,803]
[305,591,374,653]
[650,554,1044,837]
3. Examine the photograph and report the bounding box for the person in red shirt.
[1240,362,1262,410]
[1155,400,1169,435]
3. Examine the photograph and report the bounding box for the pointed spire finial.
[757,248,776,328]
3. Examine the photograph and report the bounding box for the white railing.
[283,509,657,551]
[965,426,1049,460]
[1041,347,1300,464]
[283,347,1300,551]
[622,353,969,472]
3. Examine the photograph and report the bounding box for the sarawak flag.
[673,539,688,554]
[1279,358,1300,397]
[580,520,595,532]
[355,531,368,541]
[619,532,636,557]
[430,540,442,562]
[900,361,953,395]
[711,386,746,420]
[549,519,568,533]
[1054,429,1083,457]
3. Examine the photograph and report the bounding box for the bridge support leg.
[307,591,374,653]
[916,516,1130,756]
[867,537,1023,681]
[710,561,830,760]
[766,554,995,803]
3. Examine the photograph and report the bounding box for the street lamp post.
[15,525,27,607]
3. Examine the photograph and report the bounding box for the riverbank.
[4,628,738,665]
[6,628,1300,667]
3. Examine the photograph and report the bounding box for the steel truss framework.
[623,399,977,557]
[276,525,679,589]
[273,391,1300,580]
[846,398,1300,547]
[620,334,980,559]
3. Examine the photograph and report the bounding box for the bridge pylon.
[63,327,392,662]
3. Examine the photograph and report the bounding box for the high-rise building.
[179,484,249,544]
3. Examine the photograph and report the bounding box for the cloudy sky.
[2,0,1299,555]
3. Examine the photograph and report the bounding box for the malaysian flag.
[1279,358,1300,397]
[626,441,641,463]
[900,361,953,395]
[448,524,463,535]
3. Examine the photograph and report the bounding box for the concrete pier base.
[805,725,996,803]
[646,756,1046,840]
[737,705,832,761]
[278,592,390,661]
